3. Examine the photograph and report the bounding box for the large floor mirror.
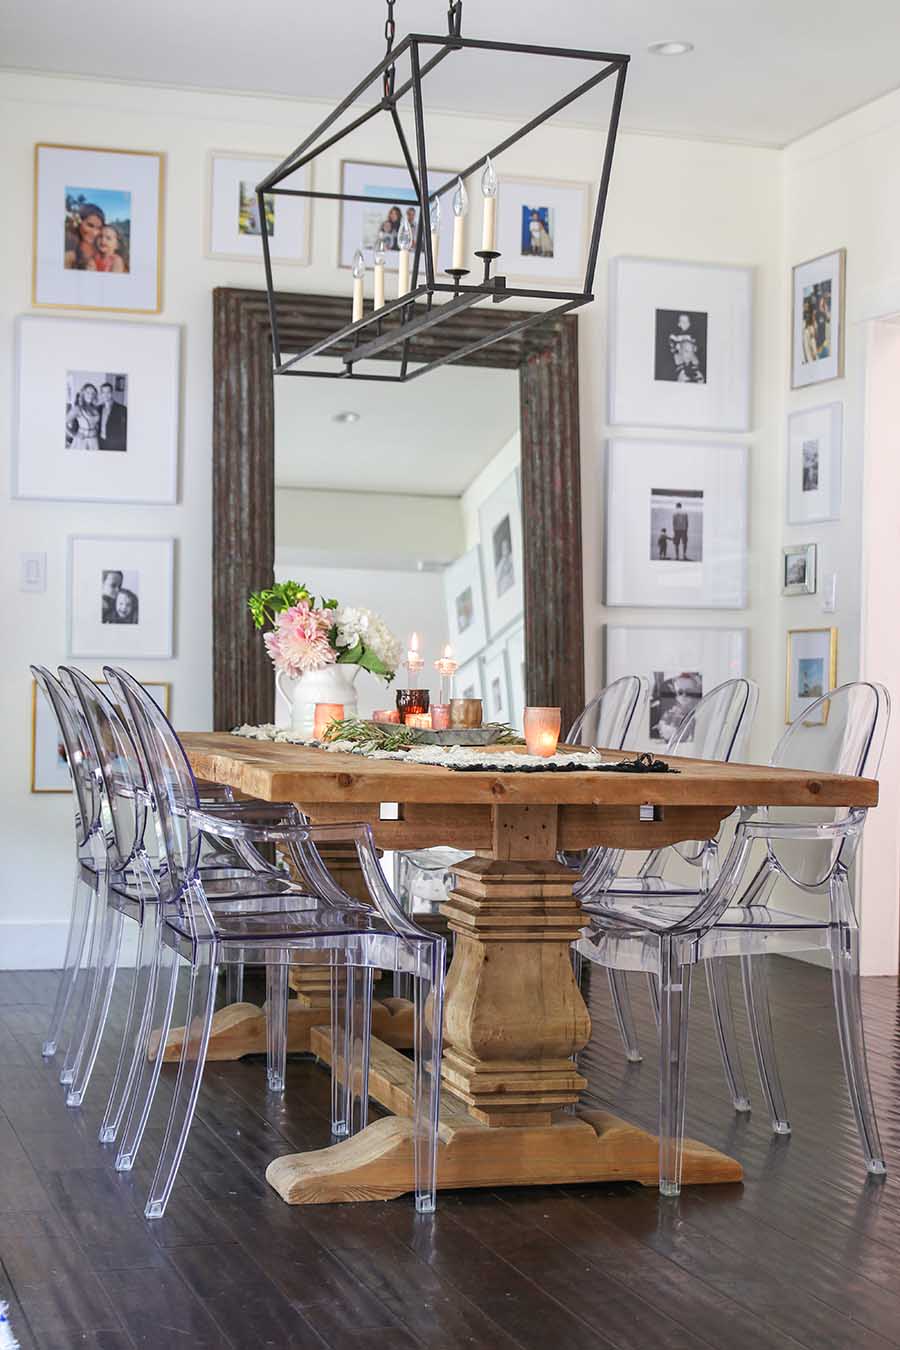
[211,288,584,733]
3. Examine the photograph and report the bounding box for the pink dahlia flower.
[263,602,335,677]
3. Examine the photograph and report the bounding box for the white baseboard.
[0,921,139,970]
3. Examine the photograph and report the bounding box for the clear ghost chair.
[579,677,758,1092]
[108,666,446,1219]
[576,681,888,1195]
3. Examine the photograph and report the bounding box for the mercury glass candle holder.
[523,706,561,758]
[396,689,430,723]
[313,702,345,740]
[430,704,451,731]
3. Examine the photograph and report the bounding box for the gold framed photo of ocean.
[30,677,171,793]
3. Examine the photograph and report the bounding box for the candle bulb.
[434,643,459,705]
[397,216,413,296]
[351,248,365,322]
[480,155,498,252]
[373,232,386,310]
[429,196,441,271]
[451,177,468,271]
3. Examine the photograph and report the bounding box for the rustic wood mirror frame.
[212,286,584,732]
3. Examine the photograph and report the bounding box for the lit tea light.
[434,643,459,703]
[406,712,433,731]
[372,709,401,724]
[404,632,425,681]
[313,702,345,740]
[524,706,561,758]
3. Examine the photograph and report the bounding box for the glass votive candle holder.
[406,712,433,731]
[396,689,430,723]
[430,703,451,731]
[313,702,345,740]
[372,709,401,724]
[524,706,561,758]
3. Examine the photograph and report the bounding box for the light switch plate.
[822,572,837,613]
[19,552,47,593]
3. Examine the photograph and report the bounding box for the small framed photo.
[504,625,526,732]
[68,536,175,659]
[208,152,311,264]
[482,646,512,725]
[34,143,164,313]
[609,257,753,431]
[338,160,457,272]
[791,249,846,389]
[786,627,837,725]
[31,677,171,792]
[14,316,179,504]
[782,543,817,596]
[606,439,748,609]
[478,470,523,637]
[786,402,842,524]
[455,658,484,704]
[443,548,487,666]
[495,176,589,288]
[606,624,748,752]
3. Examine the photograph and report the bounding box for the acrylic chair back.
[767,681,889,887]
[31,664,100,849]
[567,675,648,750]
[59,667,148,876]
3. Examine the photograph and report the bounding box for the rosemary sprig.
[321,718,520,751]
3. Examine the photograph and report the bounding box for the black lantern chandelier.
[257,1,629,383]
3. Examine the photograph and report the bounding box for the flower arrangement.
[248,580,402,682]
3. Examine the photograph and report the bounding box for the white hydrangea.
[333,605,402,673]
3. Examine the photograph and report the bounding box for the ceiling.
[274,360,519,494]
[3,1,899,146]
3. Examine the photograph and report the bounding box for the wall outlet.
[19,552,47,593]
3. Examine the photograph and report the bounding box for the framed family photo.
[609,257,753,431]
[34,143,164,313]
[338,160,457,272]
[68,536,175,659]
[786,627,837,724]
[495,176,589,288]
[443,548,487,666]
[606,624,748,752]
[605,439,748,609]
[208,152,311,264]
[782,543,817,596]
[13,315,179,504]
[478,470,523,637]
[791,248,846,389]
[31,677,170,792]
[786,402,842,524]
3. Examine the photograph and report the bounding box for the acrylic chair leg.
[348,966,373,1134]
[608,969,642,1062]
[99,901,157,1143]
[66,903,124,1107]
[829,919,885,1174]
[265,960,289,1092]
[741,954,791,1134]
[414,941,445,1214]
[647,972,661,1028]
[571,947,584,986]
[116,917,179,1172]
[705,958,751,1111]
[225,958,245,1005]
[330,967,351,1137]
[59,890,102,1086]
[145,943,218,1219]
[44,873,92,1060]
[658,937,691,1198]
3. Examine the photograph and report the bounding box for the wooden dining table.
[180,732,878,1205]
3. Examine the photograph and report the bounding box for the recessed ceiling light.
[332,410,360,424]
[647,39,694,56]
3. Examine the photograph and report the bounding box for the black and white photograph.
[65,370,128,452]
[649,670,702,745]
[791,249,846,388]
[101,568,140,625]
[492,515,515,596]
[650,487,703,562]
[782,543,817,596]
[478,471,523,638]
[802,439,819,492]
[654,309,707,384]
[483,649,511,725]
[787,403,842,524]
[442,547,487,665]
[786,553,807,587]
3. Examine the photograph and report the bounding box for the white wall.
[460,431,520,552]
[276,486,464,566]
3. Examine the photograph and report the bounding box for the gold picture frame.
[30,677,171,793]
[33,143,165,314]
[785,627,837,726]
[790,247,846,390]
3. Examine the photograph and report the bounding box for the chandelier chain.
[383,0,397,98]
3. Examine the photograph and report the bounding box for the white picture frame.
[455,657,484,703]
[786,402,842,524]
[605,438,748,609]
[443,548,488,667]
[609,256,753,431]
[478,470,523,637]
[338,160,457,272]
[495,176,589,288]
[791,248,846,389]
[482,646,512,725]
[31,677,171,793]
[68,535,175,659]
[782,543,818,596]
[13,316,179,504]
[786,627,837,725]
[505,625,526,732]
[208,151,311,265]
[605,625,748,752]
[34,143,164,314]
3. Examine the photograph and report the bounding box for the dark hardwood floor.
[1,957,899,1350]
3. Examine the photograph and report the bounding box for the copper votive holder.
[430,703,451,731]
[396,689,430,723]
[313,702,344,740]
[372,709,401,724]
[406,712,433,731]
[523,706,561,757]
[450,697,483,729]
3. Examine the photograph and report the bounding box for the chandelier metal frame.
[256,2,629,383]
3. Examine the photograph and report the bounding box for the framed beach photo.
[68,536,175,659]
[443,548,488,666]
[782,543,818,596]
[495,176,589,288]
[208,152,311,264]
[605,439,748,609]
[34,144,164,313]
[338,160,457,273]
[791,249,846,389]
[482,645,512,725]
[31,677,170,792]
[13,315,179,504]
[786,627,837,725]
[606,625,748,752]
[786,402,842,524]
[609,257,753,431]
[505,625,526,732]
[478,470,523,637]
